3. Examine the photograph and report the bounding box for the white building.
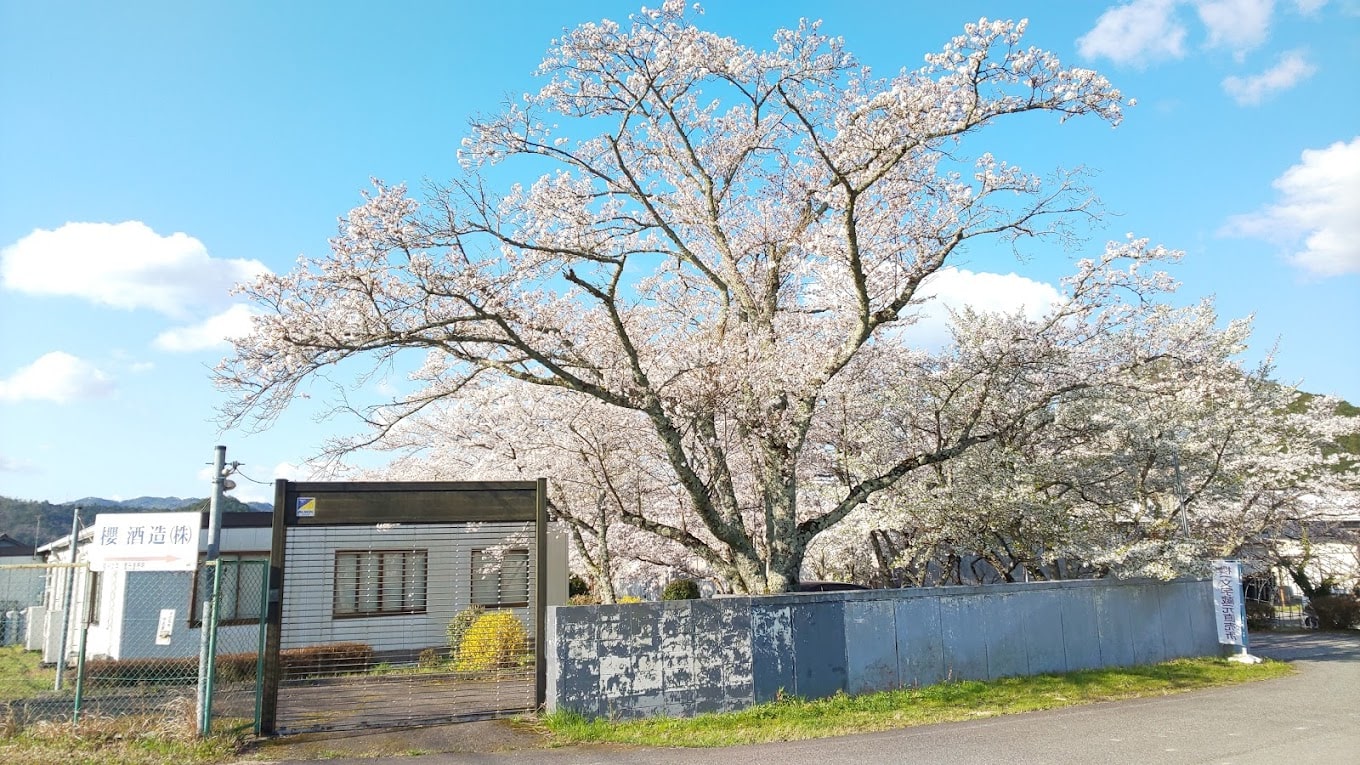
[36,512,568,664]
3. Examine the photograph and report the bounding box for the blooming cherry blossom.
[219,4,1254,594]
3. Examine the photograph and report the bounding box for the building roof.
[0,532,37,558]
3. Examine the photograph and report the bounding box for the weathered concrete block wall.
[546,578,1218,720]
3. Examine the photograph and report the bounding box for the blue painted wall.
[546,578,1219,720]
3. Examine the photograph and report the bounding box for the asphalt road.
[254,630,1359,765]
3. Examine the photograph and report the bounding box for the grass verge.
[0,715,245,765]
[2,646,245,765]
[0,645,55,701]
[542,657,1293,748]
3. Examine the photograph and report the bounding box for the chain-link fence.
[266,522,540,734]
[2,560,53,723]
[0,559,267,734]
[198,557,269,732]
[2,561,72,725]
[1,561,47,647]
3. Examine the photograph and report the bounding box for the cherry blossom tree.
[374,381,715,602]
[217,2,1178,593]
[804,319,1360,586]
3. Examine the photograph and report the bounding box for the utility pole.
[197,445,228,735]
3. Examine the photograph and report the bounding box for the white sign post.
[1211,559,1260,663]
[90,512,201,572]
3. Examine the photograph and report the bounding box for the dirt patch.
[239,717,554,761]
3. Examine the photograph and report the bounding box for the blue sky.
[1,0,1357,506]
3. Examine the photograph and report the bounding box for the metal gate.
[259,480,547,735]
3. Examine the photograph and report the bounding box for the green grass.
[0,645,55,701]
[0,715,245,765]
[1,647,243,765]
[542,657,1294,748]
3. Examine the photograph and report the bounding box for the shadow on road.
[1248,629,1360,662]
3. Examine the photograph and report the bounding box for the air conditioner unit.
[40,609,65,664]
[24,605,46,651]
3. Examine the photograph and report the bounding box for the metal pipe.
[53,506,81,691]
[73,567,92,724]
[197,445,227,735]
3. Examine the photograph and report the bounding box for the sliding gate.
[259,480,547,735]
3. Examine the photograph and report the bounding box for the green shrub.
[569,574,591,598]
[455,611,528,672]
[661,579,701,601]
[447,604,486,661]
[617,595,643,604]
[280,642,373,677]
[84,643,372,686]
[215,652,261,683]
[83,656,199,687]
[1310,595,1360,629]
[568,594,599,605]
[1245,601,1275,631]
[418,648,444,669]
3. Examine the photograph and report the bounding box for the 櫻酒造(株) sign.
[90,512,201,572]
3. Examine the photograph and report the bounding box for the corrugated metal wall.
[547,578,1221,720]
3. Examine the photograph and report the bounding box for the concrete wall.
[546,578,1220,720]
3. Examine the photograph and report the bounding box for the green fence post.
[202,559,223,733]
[253,560,269,735]
[72,567,92,725]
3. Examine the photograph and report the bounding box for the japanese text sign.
[90,512,201,572]
[1211,559,1246,646]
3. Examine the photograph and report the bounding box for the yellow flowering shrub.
[454,611,528,672]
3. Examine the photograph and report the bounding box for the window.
[471,548,530,608]
[192,554,268,626]
[333,550,428,617]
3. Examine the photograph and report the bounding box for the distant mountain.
[0,495,272,547]
[174,496,274,514]
[68,496,199,510]
[65,496,272,513]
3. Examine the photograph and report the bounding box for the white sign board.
[90,512,201,572]
[156,609,175,645]
[1211,559,1246,646]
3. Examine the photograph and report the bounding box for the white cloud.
[1222,137,1360,276]
[153,304,258,352]
[898,268,1066,348]
[270,462,309,482]
[0,453,39,474]
[1292,0,1327,12]
[1078,0,1188,65]
[1222,50,1316,104]
[0,352,115,404]
[1,221,268,319]
[1196,0,1275,54]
